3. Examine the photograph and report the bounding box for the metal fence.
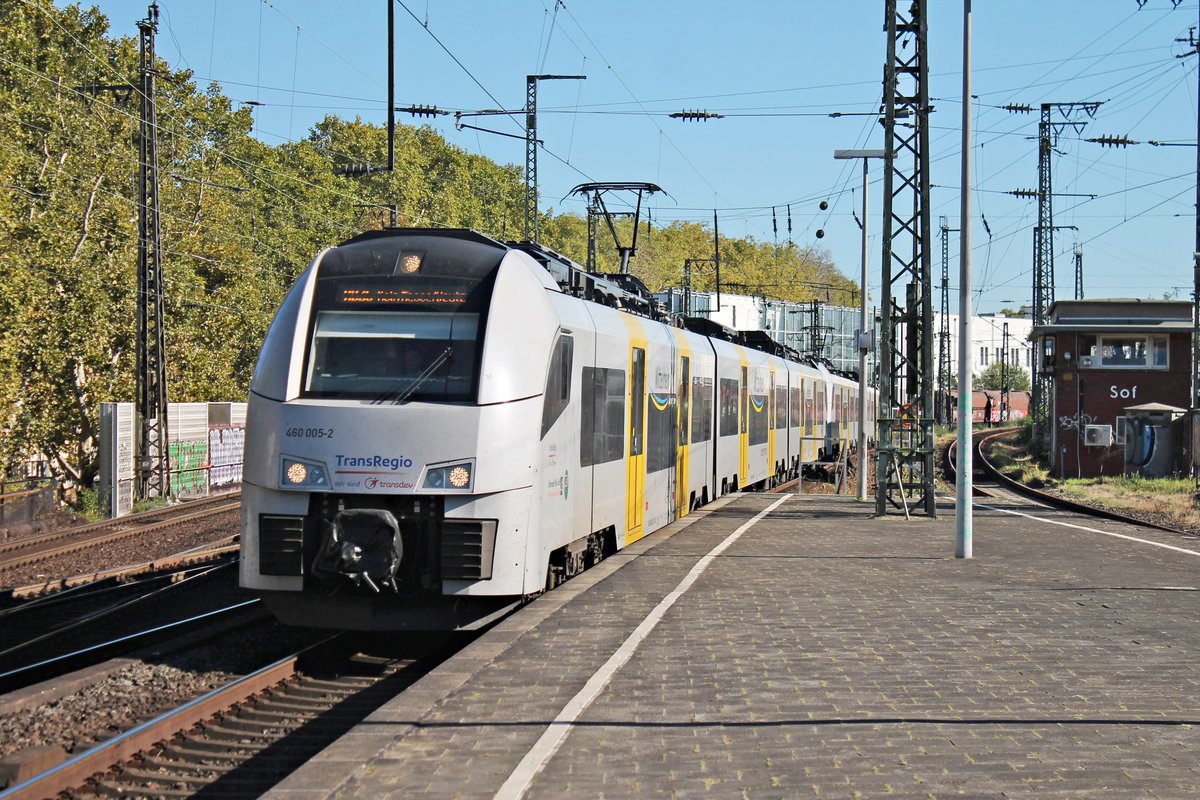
[0,477,56,530]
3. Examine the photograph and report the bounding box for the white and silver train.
[240,229,875,629]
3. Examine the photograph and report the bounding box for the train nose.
[312,509,404,593]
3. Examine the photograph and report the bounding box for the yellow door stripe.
[669,327,692,520]
[619,315,648,545]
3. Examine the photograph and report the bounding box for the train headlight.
[398,250,423,274]
[422,461,473,491]
[281,457,329,490]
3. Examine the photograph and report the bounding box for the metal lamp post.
[834,149,885,501]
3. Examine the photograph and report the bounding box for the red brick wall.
[1049,332,1190,478]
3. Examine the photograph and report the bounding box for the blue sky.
[77,0,1200,313]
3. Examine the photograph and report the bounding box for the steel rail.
[0,502,239,573]
[947,429,1191,536]
[0,598,262,691]
[7,538,240,599]
[0,492,240,559]
[0,633,293,800]
[0,561,239,665]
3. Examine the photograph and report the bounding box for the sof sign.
[1109,385,1138,400]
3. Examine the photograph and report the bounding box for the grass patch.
[133,496,168,514]
[982,429,1200,531]
[981,427,1053,487]
[1057,474,1200,530]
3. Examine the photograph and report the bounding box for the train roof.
[333,227,815,368]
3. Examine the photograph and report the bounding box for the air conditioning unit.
[1084,424,1113,447]
[1079,355,1093,368]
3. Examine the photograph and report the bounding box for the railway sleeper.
[273,684,360,701]
[160,736,274,756]
[110,767,223,789]
[193,734,333,753]
[92,783,202,799]
[240,694,344,713]
[230,706,366,727]
[134,755,238,776]
[216,708,370,734]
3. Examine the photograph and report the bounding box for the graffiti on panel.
[1058,412,1097,432]
[209,425,245,491]
[170,440,209,497]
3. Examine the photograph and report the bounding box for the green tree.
[974,362,1030,391]
[0,1,861,491]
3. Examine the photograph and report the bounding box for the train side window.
[804,383,813,435]
[630,348,645,457]
[740,367,748,435]
[774,385,787,429]
[692,376,713,442]
[679,357,691,445]
[603,369,626,462]
[540,335,574,438]
[718,378,739,437]
[790,386,801,428]
[581,366,625,466]
[646,391,676,473]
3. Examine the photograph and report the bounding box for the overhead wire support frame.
[136,2,169,502]
[876,0,935,517]
[525,74,585,244]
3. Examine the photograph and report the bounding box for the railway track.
[0,495,240,577]
[4,632,468,800]
[2,534,239,601]
[0,560,253,692]
[945,428,1192,535]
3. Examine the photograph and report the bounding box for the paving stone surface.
[266,493,1200,799]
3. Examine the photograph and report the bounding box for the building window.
[1079,335,1168,369]
[980,347,988,366]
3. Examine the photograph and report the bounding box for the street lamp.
[834,148,884,502]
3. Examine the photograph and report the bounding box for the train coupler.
[312,509,403,593]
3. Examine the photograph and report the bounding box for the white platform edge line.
[493,494,792,800]
[946,493,1200,557]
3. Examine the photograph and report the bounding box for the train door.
[676,355,690,520]
[739,364,749,488]
[626,346,646,543]
[767,370,776,482]
[641,336,675,535]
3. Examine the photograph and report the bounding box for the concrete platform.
[265,492,1200,799]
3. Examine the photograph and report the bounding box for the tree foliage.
[0,1,858,489]
[974,362,1031,391]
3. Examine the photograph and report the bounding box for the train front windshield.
[306,311,479,400]
[300,232,503,402]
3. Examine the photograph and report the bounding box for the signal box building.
[1031,299,1193,479]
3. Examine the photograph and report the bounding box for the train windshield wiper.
[372,346,453,405]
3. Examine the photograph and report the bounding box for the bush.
[70,487,106,522]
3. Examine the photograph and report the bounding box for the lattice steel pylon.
[136,2,169,501]
[1030,101,1100,449]
[937,216,957,425]
[876,0,935,516]
[524,74,585,244]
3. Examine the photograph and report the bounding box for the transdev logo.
[365,476,414,490]
[334,454,414,472]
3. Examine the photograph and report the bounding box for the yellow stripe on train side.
[668,327,691,521]
[767,368,776,480]
[619,314,648,545]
